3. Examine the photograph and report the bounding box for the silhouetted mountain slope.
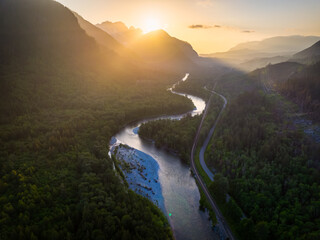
[249,55,320,120]
[251,61,304,85]
[131,30,198,61]
[73,12,141,64]
[97,20,203,68]
[280,61,320,120]
[0,0,146,78]
[126,29,200,71]
[73,12,123,53]
[0,0,101,65]
[239,55,290,72]
[291,40,320,64]
[96,21,229,73]
[96,21,143,45]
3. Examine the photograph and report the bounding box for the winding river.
[110,74,219,240]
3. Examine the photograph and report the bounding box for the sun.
[141,16,162,33]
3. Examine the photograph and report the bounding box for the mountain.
[128,29,200,71]
[0,0,101,65]
[73,12,123,53]
[97,21,204,72]
[248,40,320,120]
[250,61,304,86]
[279,61,320,120]
[130,30,198,61]
[96,21,142,45]
[229,35,320,53]
[73,12,141,64]
[0,0,142,74]
[291,40,320,64]
[239,55,290,72]
[202,48,294,70]
[96,20,232,73]
[202,36,320,71]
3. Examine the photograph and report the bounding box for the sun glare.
[141,16,162,33]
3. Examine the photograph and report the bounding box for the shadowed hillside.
[280,61,320,120]
[73,12,123,53]
[250,62,304,86]
[291,40,320,64]
[0,0,99,64]
[73,12,140,64]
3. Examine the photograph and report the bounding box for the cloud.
[188,24,213,29]
[188,24,255,33]
[188,24,222,29]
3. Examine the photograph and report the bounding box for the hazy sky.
[56,0,320,53]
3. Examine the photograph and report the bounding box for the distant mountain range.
[0,0,212,74]
[2,0,318,78]
[94,21,202,71]
[202,36,320,71]
[229,35,320,53]
[249,42,320,89]
[96,21,142,45]
[73,13,123,54]
[73,12,141,66]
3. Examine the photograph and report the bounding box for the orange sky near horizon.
[56,0,320,54]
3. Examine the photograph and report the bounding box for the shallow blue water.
[115,145,166,213]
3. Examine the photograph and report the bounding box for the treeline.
[206,91,320,239]
[139,114,201,161]
[214,70,259,100]
[279,61,320,121]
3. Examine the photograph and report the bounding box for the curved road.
[199,88,227,181]
[190,86,235,240]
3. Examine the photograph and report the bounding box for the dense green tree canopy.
[207,91,320,239]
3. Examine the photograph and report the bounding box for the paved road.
[199,88,228,181]
[190,87,235,240]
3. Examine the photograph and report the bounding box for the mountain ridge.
[0,0,100,64]
[201,35,320,71]
[73,12,123,53]
[291,40,320,64]
[229,35,320,53]
[96,21,142,45]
